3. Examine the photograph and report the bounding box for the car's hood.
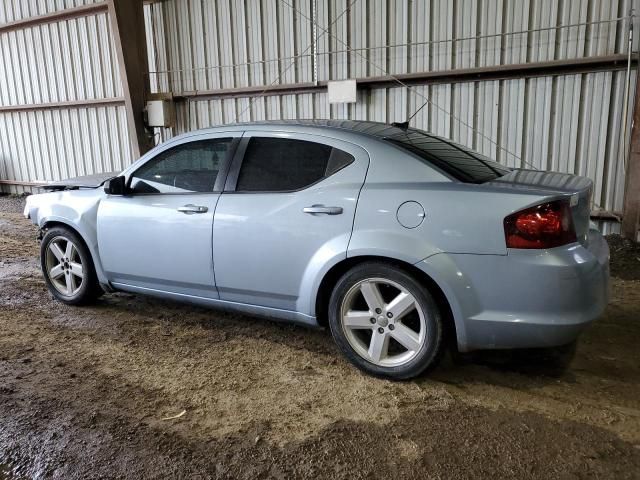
[42,171,118,190]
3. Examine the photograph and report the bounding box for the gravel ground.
[1,194,639,479]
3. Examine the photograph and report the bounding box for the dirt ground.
[1,194,639,480]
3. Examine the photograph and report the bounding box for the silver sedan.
[24,120,609,379]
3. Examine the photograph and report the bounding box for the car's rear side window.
[236,137,354,192]
[384,130,510,183]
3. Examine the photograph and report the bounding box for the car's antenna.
[392,98,430,131]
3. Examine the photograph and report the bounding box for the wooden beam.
[356,54,633,88]
[0,3,108,34]
[0,97,125,112]
[175,54,636,101]
[622,63,640,241]
[107,0,154,159]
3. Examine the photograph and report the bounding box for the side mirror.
[104,176,127,195]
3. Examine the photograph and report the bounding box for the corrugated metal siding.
[0,1,132,194]
[0,11,122,105]
[0,105,130,190]
[145,0,637,92]
[0,0,636,233]
[144,0,637,232]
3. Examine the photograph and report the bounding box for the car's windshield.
[384,129,511,183]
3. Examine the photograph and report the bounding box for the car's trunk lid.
[489,169,593,246]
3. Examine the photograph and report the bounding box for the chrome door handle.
[177,204,208,214]
[303,205,343,215]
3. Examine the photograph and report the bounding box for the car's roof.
[189,119,411,143]
[229,119,407,138]
[164,120,510,184]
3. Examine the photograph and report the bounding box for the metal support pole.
[622,58,640,241]
[312,0,318,85]
[622,16,633,173]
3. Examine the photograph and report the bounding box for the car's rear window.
[384,130,510,183]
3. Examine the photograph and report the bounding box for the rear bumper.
[416,229,610,352]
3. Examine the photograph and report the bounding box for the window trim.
[125,137,240,196]
[224,136,355,194]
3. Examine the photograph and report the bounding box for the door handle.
[177,204,208,214]
[303,205,343,215]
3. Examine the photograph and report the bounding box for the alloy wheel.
[340,277,427,367]
[45,236,84,297]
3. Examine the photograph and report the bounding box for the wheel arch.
[41,220,90,250]
[314,255,458,347]
[40,218,110,289]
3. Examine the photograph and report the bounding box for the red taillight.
[504,200,576,249]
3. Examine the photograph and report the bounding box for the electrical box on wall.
[327,79,357,103]
[146,99,175,128]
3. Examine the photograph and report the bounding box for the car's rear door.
[97,133,240,298]
[212,131,369,312]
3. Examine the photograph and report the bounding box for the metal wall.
[145,0,636,91]
[0,0,132,194]
[0,0,636,236]
[144,0,638,234]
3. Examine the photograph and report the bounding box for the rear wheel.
[328,262,444,380]
[41,226,102,305]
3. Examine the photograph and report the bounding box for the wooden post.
[622,66,640,242]
[107,0,154,159]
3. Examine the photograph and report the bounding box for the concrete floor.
[1,195,639,479]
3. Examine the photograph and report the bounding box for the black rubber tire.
[328,262,444,380]
[40,226,102,305]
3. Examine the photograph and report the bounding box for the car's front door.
[212,131,369,312]
[97,134,239,298]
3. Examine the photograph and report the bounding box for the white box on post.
[327,79,357,104]
[146,99,175,128]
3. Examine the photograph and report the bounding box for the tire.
[40,226,102,305]
[328,262,444,380]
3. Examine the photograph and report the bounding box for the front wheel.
[328,262,444,380]
[40,226,102,305]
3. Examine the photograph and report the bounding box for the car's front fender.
[25,191,110,287]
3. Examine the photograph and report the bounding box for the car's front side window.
[236,137,354,192]
[130,138,233,194]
